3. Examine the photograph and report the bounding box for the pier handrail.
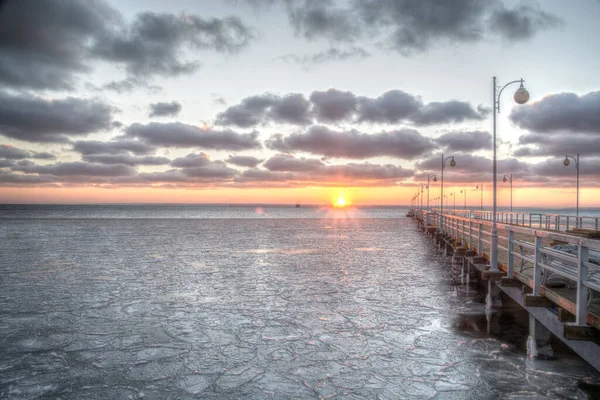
[414,208,600,327]
[472,210,600,232]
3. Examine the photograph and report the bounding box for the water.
[1,205,599,399]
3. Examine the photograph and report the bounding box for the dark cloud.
[170,153,212,168]
[101,77,162,94]
[226,155,263,168]
[149,101,182,117]
[126,122,262,150]
[285,0,359,42]
[0,144,56,160]
[411,101,489,126]
[0,91,116,143]
[265,126,433,159]
[82,154,170,166]
[0,0,120,90]
[278,47,370,66]
[0,0,255,90]
[489,4,561,41]
[510,91,600,133]
[435,131,492,152]
[73,139,155,155]
[515,133,600,158]
[12,161,136,177]
[356,90,422,123]
[529,157,600,178]
[310,89,357,122]
[181,163,238,179]
[216,93,311,127]
[250,0,560,55]
[0,172,59,185]
[93,12,254,78]
[264,154,326,172]
[217,89,487,127]
[237,159,413,184]
[415,153,530,178]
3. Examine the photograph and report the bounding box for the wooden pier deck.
[410,209,600,371]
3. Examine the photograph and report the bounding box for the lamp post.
[502,174,513,212]
[563,153,580,227]
[451,192,456,212]
[426,173,437,212]
[476,184,483,212]
[440,154,456,231]
[420,183,424,211]
[460,189,466,209]
[490,76,530,272]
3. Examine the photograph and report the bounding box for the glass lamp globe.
[433,176,437,182]
[514,84,530,104]
[563,157,570,166]
[503,176,507,182]
[450,159,456,167]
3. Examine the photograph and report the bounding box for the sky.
[0,0,599,207]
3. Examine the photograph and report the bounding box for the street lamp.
[425,173,437,212]
[502,174,513,212]
[490,76,530,272]
[476,184,483,212]
[440,154,456,231]
[563,153,580,226]
[460,189,466,209]
[450,192,456,212]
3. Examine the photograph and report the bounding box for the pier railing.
[418,209,600,327]
[473,210,600,232]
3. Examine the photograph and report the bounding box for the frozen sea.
[1,204,599,399]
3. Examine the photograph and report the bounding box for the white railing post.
[533,234,543,295]
[507,229,514,278]
[478,222,483,255]
[469,220,473,250]
[576,242,589,326]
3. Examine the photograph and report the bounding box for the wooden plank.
[472,257,487,265]
[524,294,553,308]
[558,307,576,322]
[500,278,522,287]
[564,323,600,341]
[483,270,506,280]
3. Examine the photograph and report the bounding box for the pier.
[410,208,600,371]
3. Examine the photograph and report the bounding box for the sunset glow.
[334,197,348,208]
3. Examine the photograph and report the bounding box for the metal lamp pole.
[491,76,530,271]
[440,154,456,232]
[460,189,466,209]
[564,153,580,227]
[502,174,513,212]
[426,174,437,212]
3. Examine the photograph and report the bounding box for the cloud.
[310,89,357,122]
[278,47,370,66]
[515,133,600,158]
[82,154,170,166]
[257,0,561,55]
[265,126,433,159]
[226,155,263,168]
[0,91,116,143]
[510,91,600,133]
[264,154,326,172]
[216,88,487,127]
[93,12,254,78]
[0,0,255,90]
[101,77,162,94]
[489,4,562,41]
[12,161,136,177]
[0,144,56,160]
[73,139,155,155]
[356,90,422,123]
[285,0,359,42]
[126,122,262,150]
[415,153,530,178]
[216,93,311,127]
[149,101,182,117]
[170,152,212,168]
[435,131,492,152]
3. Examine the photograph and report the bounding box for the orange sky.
[2,186,599,208]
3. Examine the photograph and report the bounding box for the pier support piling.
[485,281,503,310]
[527,315,553,358]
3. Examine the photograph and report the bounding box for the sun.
[334,197,348,208]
